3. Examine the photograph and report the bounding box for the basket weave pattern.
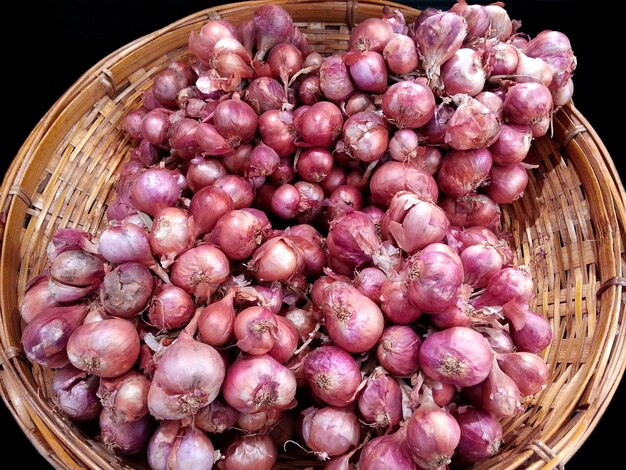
[1,1,625,469]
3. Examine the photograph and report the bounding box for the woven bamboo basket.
[1,0,625,468]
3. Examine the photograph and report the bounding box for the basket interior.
[1,1,625,469]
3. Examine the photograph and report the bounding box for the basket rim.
[1,1,625,469]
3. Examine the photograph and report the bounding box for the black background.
[2,0,624,467]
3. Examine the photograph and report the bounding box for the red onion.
[233,306,278,355]
[147,284,195,331]
[100,262,154,318]
[319,55,355,102]
[267,158,294,185]
[238,283,284,314]
[370,162,439,206]
[298,75,322,105]
[414,12,467,82]
[249,237,303,282]
[98,370,150,423]
[148,332,225,420]
[343,92,375,117]
[438,148,493,198]
[428,284,473,329]
[50,250,104,287]
[237,409,282,433]
[489,42,519,75]
[451,0,490,40]
[513,52,554,87]
[381,191,449,253]
[284,224,326,277]
[213,98,258,149]
[320,166,346,195]
[153,68,192,109]
[268,315,299,363]
[52,365,101,422]
[130,168,180,217]
[552,77,574,107]
[198,292,235,347]
[489,123,533,165]
[345,51,388,94]
[149,208,195,261]
[349,18,394,53]
[461,243,503,288]
[476,91,504,116]
[303,345,362,407]
[379,274,423,325]
[509,309,553,353]
[67,318,140,378]
[376,325,421,376]
[406,389,460,469]
[245,77,288,113]
[480,359,522,417]
[189,20,238,61]
[382,80,436,129]
[525,30,576,89]
[211,209,271,260]
[253,4,294,60]
[195,398,239,434]
[352,267,386,302]
[170,244,230,301]
[22,304,88,368]
[327,184,363,220]
[283,307,316,342]
[420,326,493,387]
[383,34,418,74]
[222,144,254,175]
[485,4,512,40]
[295,101,344,148]
[446,225,499,252]
[124,109,146,139]
[445,95,501,150]
[472,266,534,308]
[389,129,420,162]
[296,147,334,183]
[246,142,278,178]
[320,282,384,353]
[439,192,501,229]
[258,109,298,158]
[222,354,296,413]
[99,410,152,455]
[167,118,200,159]
[189,186,235,238]
[149,422,215,470]
[407,243,463,313]
[357,370,402,429]
[486,163,528,204]
[340,111,389,163]
[214,175,255,209]
[295,181,325,221]
[220,435,277,470]
[503,82,553,137]
[141,109,170,145]
[441,48,486,96]
[47,277,101,303]
[327,210,379,269]
[455,406,503,462]
[268,42,303,84]
[477,327,515,354]
[20,275,60,323]
[498,352,550,396]
[300,406,361,458]
[359,427,416,470]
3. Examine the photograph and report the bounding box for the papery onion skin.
[370,162,439,207]
[220,435,277,470]
[52,365,102,422]
[303,345,362,407]
[147,284,195,331]
[234,306,278,355]
[98,370,151,423]
[22,304,88,368]
[320,282,385,353]
[67,318,141,378]
[437,148,493,198]
[300,405,361,458]
[359,427,417,470]
[130,168,180,217]
[357,372,403,429]
[50,250,105,287]
[509,309,553,353]
[99,410,153,455]
[455,406,503,462]
[100,262,154,318]
[147,334,225,420]
[222,354,297,414]
[341,111,389,163]
[194,398,239,434]
[382,80,436,129]
[319,55,356,102]
[419,326,494,387]
[170,244,230,301]
[349,18,395,53]
[248,237,304,282]
[376,325,421,376]
[498,352,550,396]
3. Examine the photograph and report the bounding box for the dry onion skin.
[19,1,573,467]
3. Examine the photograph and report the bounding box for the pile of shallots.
[21,1,574,468]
